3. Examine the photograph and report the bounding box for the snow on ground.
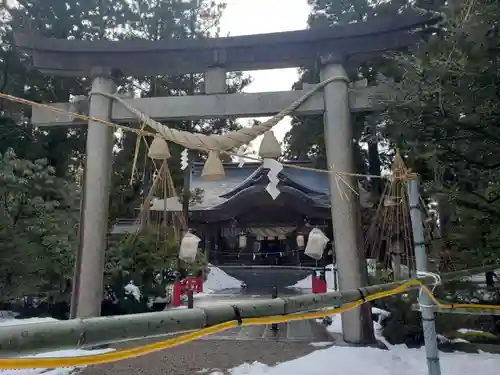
[319,306,390,337]
[320,312,342,335]
[289,264,337,291]
[203,265,243,292]
[211,343,500,375]
[289,276,312,290]
[0,318,114,375]
[213,305,500,375]
[0,347,114,375]
[437,334,470,344]
[462,269,500,283]
[124,280,141,301]
[456,328,486,334]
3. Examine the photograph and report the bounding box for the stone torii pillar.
[71,67,116,318]
[320,55,366,343]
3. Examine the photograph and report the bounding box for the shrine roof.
[188,160,371,211]
[189,162,260,210]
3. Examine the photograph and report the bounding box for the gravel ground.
[81,338,324,375]
[81,275,331,375]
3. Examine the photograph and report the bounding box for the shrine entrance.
[18,12,440,343]
[219,226,295,265]
[154,161,343,267]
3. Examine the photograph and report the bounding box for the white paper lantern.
[304,228,329,260]
[296,233,305,248]
[179,232,201,263]
[238,232,247,249]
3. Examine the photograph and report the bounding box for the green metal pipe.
[0,266,497,356]
[0,276,436,356]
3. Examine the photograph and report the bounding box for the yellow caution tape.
[0,279,498,369]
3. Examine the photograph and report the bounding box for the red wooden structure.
[172,276,203,307]
[311,270,327,294]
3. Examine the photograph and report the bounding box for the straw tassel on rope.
[148,137,171,160]
[201,151,225,180]
[258,131,281,159]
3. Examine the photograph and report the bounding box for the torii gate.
[14,13,439,344]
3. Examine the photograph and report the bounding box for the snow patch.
[203,265,242,292]
[196,369,211,374]
[215,345,500,375]
[288,264,337,291]
[0,348,115,375]
[318,307,391,347]
[437,335,470,344]
[124,280,141,301]
[372,306,391,319]
[462,269,500,283]
[457,328,486,335]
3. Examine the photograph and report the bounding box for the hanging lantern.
[304,228,329,260]
[238,232,247,249]
[296,233,305,249]
[201,151,225,180]
[148,137,171,160]
[179,231,201,263]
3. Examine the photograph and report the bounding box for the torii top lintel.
[14,13,439,77]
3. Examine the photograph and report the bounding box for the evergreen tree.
[0,148,79,299]
[0,0,136,175]
[0,0,248,300]
[384,0,500,266]
[284,0,444,189]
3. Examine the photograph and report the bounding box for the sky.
[217,0,311,151]
[3,0,311,150]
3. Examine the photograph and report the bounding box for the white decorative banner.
[263,158,283,200]
[180,148,189,170]
[236,145,248,168]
